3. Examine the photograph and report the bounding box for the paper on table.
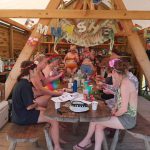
[51,92,92,105]
[51,92,79,103]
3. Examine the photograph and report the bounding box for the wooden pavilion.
[0,1,150,150]
[0,0,149,100]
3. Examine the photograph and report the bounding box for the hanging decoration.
[50,27,63,54]
[64,25,75,35]
[132,24,142,32]
[59,19,116,47]
[51,27,63,38]
[36,23,48,35]
[109,29,115,54]
[144,28,150,38]
[92,0,102,5]
[25,19,34,29]
[27,37,39,48]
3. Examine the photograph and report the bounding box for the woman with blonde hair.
[64,44,79,75]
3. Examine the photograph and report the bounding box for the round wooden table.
[45,100,111,122]
[44,99,111,150]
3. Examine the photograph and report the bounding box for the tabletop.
[45,100,111,123]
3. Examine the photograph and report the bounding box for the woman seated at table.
[73,60,138,150]
[64,44,79,76]
[80,47,95,76]
[42,55,64,91]
[31,55,63,107]
[12,61,63,150]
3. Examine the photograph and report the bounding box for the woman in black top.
[12,61,62,150]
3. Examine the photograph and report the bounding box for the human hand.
[103,88,114,94]
[111,108,117,116]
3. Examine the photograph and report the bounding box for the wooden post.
[114,0,150,89]
[9,25,14,58]
[5,0,61,100]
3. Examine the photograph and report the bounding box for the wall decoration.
[59,19,116,47]
[36,23,48,35]
[27,37,39,47]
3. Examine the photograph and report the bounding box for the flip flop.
[73,142,92,150]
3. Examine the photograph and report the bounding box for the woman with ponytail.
[12,60,63,150]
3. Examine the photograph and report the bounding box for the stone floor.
[0,96,149,150]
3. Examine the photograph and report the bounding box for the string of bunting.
[35,19,115,54]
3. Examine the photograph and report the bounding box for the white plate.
[69,105,89,113]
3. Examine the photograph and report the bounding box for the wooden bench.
[110,113,150,150]
[7,123,46,150]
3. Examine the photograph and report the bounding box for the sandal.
[73,143,92,150]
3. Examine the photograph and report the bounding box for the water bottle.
[72,80,78,92]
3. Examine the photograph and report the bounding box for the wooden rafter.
[0,18,31,32]
[0,10,150,19]
[5,0,62,100]
[114,0,150,88]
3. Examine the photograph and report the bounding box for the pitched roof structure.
[2,0,150,100]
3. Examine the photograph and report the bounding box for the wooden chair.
[7,123,45,150]
[110,113,150,150]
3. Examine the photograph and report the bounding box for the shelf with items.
[38,34,128,56]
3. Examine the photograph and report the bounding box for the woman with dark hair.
[73,60,138,150]
[12,61,63,150]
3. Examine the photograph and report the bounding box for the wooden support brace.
[114,0,150,89]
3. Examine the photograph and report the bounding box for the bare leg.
[77,122,96,147]
[94,117,124,150]
[38,111,62,150]
[76,117,124,148]
[35,95,50,107]
[94,125,105,150]
[72,67,77,74]
[67,68,72,75]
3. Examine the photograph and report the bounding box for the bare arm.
[43,72,63,85]
[64,53,68,63]
[27,102,38,110]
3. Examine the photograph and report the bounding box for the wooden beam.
[9,25,14,58]
[0,18,31,32]
[0,10,150,19]
[114,0,150,88]
[5,0,62,100]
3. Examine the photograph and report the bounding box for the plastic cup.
[55,102,61,109]
[92,101,98,110]
[68,82,73,89]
